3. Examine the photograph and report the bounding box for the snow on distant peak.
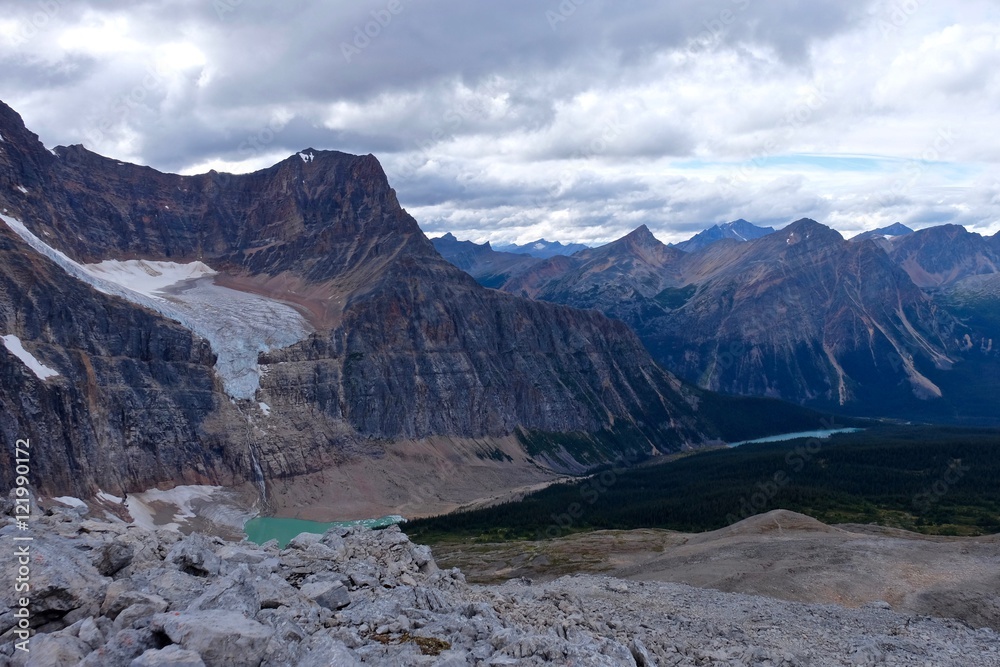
[15,185,27,195]
[1,334,59,380]
[298,151,314,163]
[258,402,271,416]
[0,132,5,142]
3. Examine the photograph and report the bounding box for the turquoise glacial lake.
[244,515,405,547]
[728,428,863,448]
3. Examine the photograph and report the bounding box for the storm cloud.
[2,0,998,244]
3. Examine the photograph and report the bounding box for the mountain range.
[0,100,825,510]
[492,238,590,258]
[435,218,1000,423]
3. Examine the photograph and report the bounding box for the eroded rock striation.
[1,503,998,666]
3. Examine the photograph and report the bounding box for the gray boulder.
[300,581,351,611]
[17,633,89,666]
[166,535,221,577]
[129,645,206,666]
[93,541,136,577]
[79,628,159,667]
[297,635,362,666]
[186,566,260,618]
[150,611,273,667]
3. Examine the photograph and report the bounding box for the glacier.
[1,214,312,399]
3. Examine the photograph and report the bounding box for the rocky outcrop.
[2,502,999,666]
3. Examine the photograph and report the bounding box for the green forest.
[406,425,1000,543]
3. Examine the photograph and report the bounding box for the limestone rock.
[150,611,273,667]
[129,645,206,667]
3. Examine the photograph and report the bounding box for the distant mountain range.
[492,238,590,258]
[429,233,541,288]
[434,218,1000,424]
[671,219,775,252]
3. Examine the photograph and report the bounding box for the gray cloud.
[0,0,997,244]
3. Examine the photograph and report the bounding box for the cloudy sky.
[2,0,999,245]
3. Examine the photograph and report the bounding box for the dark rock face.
[0,99,713,498]
[0,223,242,498]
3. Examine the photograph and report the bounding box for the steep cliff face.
[0,222,247,498]
[0,100,723,503]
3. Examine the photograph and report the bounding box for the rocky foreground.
[1,504,999,666]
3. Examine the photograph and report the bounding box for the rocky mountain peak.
[619,224,665,249]
[881,222,914,236]
[0,101,57,195]
[774,218,844,249]
[887,223,1000,287]
[672,218,774,252]
[851,222,915,244]
[0,100,40,149]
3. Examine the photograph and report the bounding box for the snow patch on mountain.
[1,334,59,379]
[1,214,312,399]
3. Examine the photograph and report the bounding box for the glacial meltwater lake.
[244,515,406,547]
[728,428,863,447]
